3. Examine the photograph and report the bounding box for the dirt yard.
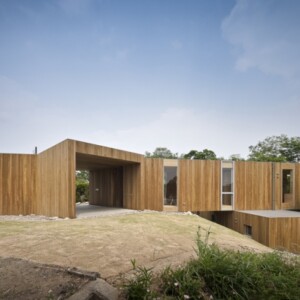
[0,257,92,300]
[0,212,271,298]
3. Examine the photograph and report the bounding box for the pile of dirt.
[0,257,94,300]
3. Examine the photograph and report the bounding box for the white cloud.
[84,107,261,158]
[222,0,300,81]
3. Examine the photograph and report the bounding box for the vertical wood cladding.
[123,164,142,210]
[89,168,123,207]
[178,160,221,212]
[216,211,300,254]
[0,154,37,215]
[268,217,300,253]
[37,140,76,218]
[295,164,300,209]
[1,139,300,219]
[234,162,273,210]
[143,158,163,211]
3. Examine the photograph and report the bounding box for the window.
[164,166,177,206]
[221,162,234,207]
[244,225,252,237]
[282,169,293,203]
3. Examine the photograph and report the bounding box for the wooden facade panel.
[143,158,163,211]
[0,154,37,215]
[37,140,76,218]
[123,164,142,210]
[216,211,300,254]
[75,140,143,163]
[295,164,300,209]
[216,211,269,249]
[268,218,300,254]
[178,160,220,212]
[234,162,272,210]
[89,168,123,207]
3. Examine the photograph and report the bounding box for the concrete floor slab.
[76,203,137,219]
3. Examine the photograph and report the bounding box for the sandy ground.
[0,211,271,284]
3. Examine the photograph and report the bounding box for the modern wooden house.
[0,139,299,253]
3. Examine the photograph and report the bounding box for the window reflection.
[164,167,177,206]
[282,169,293,203]
[222,168,233,193]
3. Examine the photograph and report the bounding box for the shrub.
[123,259,157,300]
[76,180,89,202]
[123,227,300,299]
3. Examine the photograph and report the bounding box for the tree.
[145,147,178,159]
[76,170,89,202]
[229,154,245,161]
[248,135,300,162]
[183,149,217,160]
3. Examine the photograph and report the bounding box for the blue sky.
[0,0,299,158]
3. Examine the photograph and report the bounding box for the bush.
[123,227,300,299]
[76,180,89,202]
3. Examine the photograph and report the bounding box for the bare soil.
[0,257,91,300]
[0,212,271,298]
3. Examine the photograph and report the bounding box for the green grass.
[123,226,300,299]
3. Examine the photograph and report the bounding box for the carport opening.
[75,152,140,217]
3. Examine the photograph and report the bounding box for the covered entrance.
[75,142,143,217]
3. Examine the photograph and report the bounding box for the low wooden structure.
[0,139,300,252]
[215,210,300,254]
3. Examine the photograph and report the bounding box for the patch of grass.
[123,226,300,299]
[122,259,158,300]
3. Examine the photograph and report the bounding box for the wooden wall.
[143,158,163,211]
[215,211,270,250]
[37,140,76,218]
[89,168,123,207]
[123,164,142,210]
[296,163,300,209]
[268,217,300,254]
[0,154,37,215]
[234,162,273,210]
[76,140,143,163]
[178,160,221,212]
[215,211,300,254]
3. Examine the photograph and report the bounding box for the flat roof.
[238,210,300,218]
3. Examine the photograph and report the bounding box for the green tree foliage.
[76,170,89,202]
[183,149,217,160]
[229,154,245,161]
[145,147,178,159]
[248,134,300,162]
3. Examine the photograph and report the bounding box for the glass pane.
[164,166,177,205]
[222,194,232,206]
[222,168,233,193]
[282,169,293,203]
